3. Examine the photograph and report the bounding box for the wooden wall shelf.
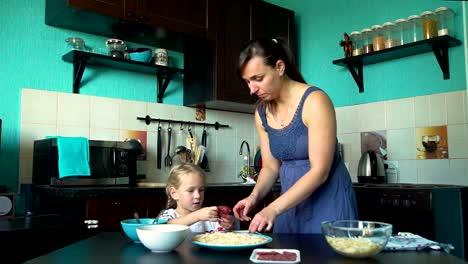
[332,35,462,93]
[62,50,184,103]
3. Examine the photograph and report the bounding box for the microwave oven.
[32,138,138,186]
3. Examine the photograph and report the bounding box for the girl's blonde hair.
[165,163,206,209]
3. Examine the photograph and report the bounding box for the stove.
[353,183,468,260]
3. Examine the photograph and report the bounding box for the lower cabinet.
[84,194,169,231]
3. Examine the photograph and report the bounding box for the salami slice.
[256,251,297,261]
[217,205,232,218]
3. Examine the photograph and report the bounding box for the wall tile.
[336,105,360,133]
[397,160,418,183]
[428,93,447,126]
[337,133,361,163]
[416,159,450,184]
[90,96,120,129]
[120,99,147,131]
[446,91,465,125]
[448,159,468,185]
[90,128,119,141]
[359,102,386,132]
[385,98,414,129]
[386,128,416,160]
[57,126,90,138]
[18,158,33,184]
[19,123,57,158]
[57,92,90,127]
[414,95,430,127]
[447,124,468,158]
[21,89,57,125]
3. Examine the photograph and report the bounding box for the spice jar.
[407,15,422,43]
[420,11,438,39]
[395,18,410,45]
[371,25,386,51]
[350,31,363,56]
[435,7,455,37]
[361,28,373,54]
[383,22,399,48]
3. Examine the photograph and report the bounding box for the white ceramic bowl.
[136,224,189,253]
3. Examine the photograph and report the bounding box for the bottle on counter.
[383,22,399,48]
[361,28,374,54]
[420,11,438,40]
[350,31,363,56]
[407,15,422,43]
[435,7,455,37]
[371,24,386,51]
[395,18,410,46]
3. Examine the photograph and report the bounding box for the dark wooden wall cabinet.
[46,0,296,113]
[184,0,296,113]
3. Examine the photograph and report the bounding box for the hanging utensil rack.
[137,115,229,130]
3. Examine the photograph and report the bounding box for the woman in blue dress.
[233,38,358,234]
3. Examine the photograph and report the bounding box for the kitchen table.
[24,232,465,264]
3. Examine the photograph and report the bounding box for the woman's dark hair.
[238,37,305,84]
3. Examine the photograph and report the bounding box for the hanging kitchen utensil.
[185,124,195,163]
[165,124,173,167]
[157,122,162,169]
[200,126,210,171]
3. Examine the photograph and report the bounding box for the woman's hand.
[233,194,258,221]
[248,206,278,233]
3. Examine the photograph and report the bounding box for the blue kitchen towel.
[384,232,454,253]
[47,136,91,178]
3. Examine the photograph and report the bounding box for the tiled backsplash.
[19,88,258,184]
[337,90,468,185]
[19,88,468,186]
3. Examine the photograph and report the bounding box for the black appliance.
[32,138,138,186]
[354,183,468,261]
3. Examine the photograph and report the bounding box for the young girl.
[157,163,235,232]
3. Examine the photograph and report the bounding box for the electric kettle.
[357,151,386,183]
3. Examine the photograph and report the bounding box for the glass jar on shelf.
[361,28,373,54]
[407,15,422,43]
[395,18,410,45]
[435,6,455,37]
[382,22,399,48]
[420,11,438,39]
[371,24,386,51]
[350,31,363,56]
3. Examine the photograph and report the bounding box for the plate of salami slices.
[249,249,301,264]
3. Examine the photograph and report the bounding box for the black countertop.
[24,232,465,264]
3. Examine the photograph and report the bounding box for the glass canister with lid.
[435,7,455,37]
[395,18,410,45]
[407,15,422,43]
[420,11,438,39]
[361,28,373,54]
[383,22,399,48]
[350,31,363,56]
[371,25,386,51]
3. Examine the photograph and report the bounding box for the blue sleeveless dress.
[258,86,358,234]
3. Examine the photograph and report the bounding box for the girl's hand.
[248,206,278,233]
[219,215,234,230]
[233,194,257,221]
[196,206,220,222]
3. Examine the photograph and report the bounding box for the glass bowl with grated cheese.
[321,220,392,258]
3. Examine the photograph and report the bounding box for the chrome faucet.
[239,140,251,176]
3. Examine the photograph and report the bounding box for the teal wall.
[0,1,184,191]
[267,0,466,106]
[1,0,466,191]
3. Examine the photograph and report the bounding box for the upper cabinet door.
[136,0,209,37]
[68,0,126,18]
[251,0,296,55]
